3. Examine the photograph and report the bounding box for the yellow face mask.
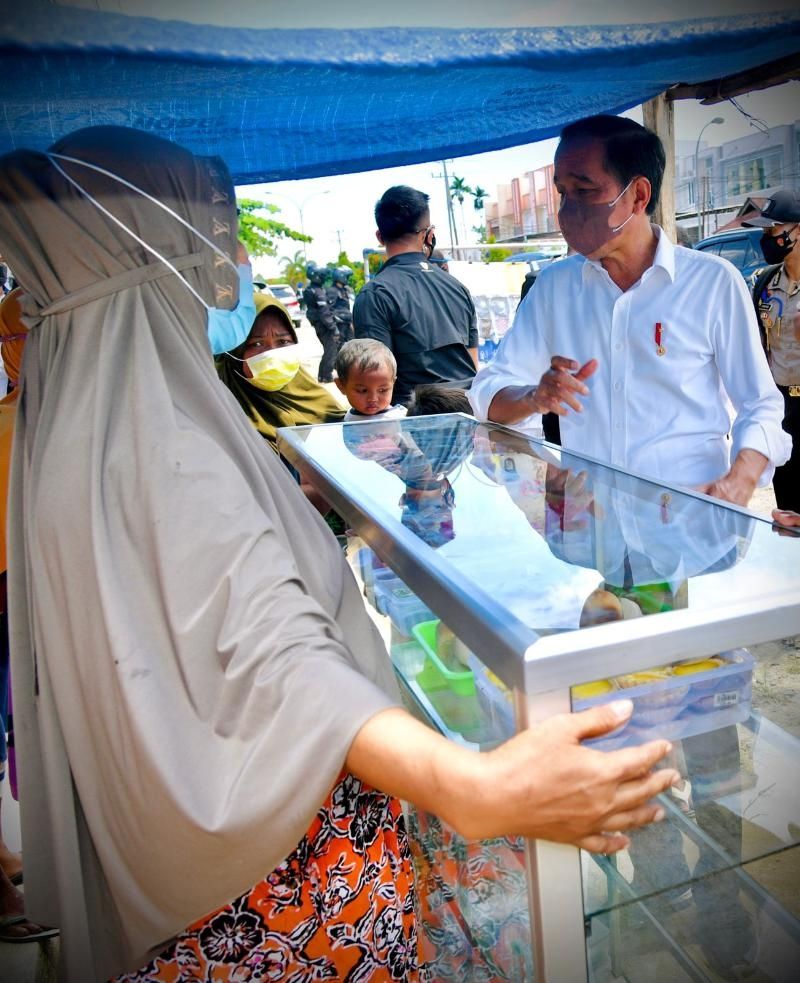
[245,344,301,391]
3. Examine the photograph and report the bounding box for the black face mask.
[760,229,796,265]
[424,230,436,258]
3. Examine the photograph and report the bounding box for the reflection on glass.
[408,809,532,982]
[583,644,800,982]
[287,415,800,981]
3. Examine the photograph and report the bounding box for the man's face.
[764,222,798,246]
[554,137,638,259]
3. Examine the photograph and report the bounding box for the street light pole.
[694,117,724,242]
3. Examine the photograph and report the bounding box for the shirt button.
[613,381,622,391]
[615,423,623,430]
[615,343,623,351]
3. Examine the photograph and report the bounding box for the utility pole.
[431,161,458,246]
[334,229,344,255]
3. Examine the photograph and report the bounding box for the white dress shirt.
[469,227,791,488]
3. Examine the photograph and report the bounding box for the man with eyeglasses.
[353,185,478,406]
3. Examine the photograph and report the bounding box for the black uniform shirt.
[353,252,478,404]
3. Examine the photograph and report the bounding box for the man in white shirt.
[469,114,790,505]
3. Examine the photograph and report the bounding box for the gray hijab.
[0,127,397,980]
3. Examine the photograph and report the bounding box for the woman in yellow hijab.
[216,293,345,450]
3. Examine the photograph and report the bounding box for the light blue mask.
[207,264,256,354]
[45,151,253,353]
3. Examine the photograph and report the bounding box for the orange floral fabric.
[115,773,423,982]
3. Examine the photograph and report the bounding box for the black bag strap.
[751,263,780,353]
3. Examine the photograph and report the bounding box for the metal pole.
[693,117,723,243]
[299,207,308,262]
[442,159,458,246]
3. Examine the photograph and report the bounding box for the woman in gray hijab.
[0,127,676,981]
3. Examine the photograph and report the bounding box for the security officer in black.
[353,186,478,406]
[302,262,338,383]
[328,266,354,349]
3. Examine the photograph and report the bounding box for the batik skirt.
[115,772,424,982]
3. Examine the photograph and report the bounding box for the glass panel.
[582,641,800,982]
[407,809,532,981]
[350,536,516,749]
[716,238,749,269]
[286,416,800,685]
[346,533,532,977]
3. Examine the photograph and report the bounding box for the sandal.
[0,914,59,944]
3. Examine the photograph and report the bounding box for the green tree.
[449,176,473,243]
[280,248,307,288]
[471,185,488,211]
[237,198,309,258]
[484,234,511,263]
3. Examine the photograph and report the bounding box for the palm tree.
[472,185,488,211]
[449,176,473,245]
[281,248,307,288]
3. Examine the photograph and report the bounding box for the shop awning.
[1,5,799,183]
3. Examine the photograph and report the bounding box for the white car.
[262,282,303,328]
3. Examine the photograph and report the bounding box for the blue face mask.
[46,151,252,353]
[207,264,256,354]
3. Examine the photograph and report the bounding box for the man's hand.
[487,357,598,427]
[696,448,769,506]
[533,356,598,416]
[772,509,800,536]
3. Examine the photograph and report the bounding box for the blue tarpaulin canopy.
[1,5,799,182]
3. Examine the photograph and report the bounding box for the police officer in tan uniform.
[745,190,800,511]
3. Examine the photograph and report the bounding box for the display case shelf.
[278,414,800,983]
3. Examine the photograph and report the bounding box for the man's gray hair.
[335,338,397,383]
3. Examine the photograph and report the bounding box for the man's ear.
[633,176,652,214]
[375,228,384,245]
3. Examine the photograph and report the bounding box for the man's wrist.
[523,385,541,416]
[730,448,768,486]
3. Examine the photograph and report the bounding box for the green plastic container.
[412,620,476,697]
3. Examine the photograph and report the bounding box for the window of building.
[723,151,783,200]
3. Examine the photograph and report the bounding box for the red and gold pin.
[655,322,666,356]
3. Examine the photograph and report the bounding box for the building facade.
[675,118,800,241]
[485,163,559,243]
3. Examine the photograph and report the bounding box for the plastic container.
[411,620,484,737]
[572,649,754,750]
[384,586,436,637]
[413,620,475,696]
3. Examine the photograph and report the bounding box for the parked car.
[694,227,767,287]
[257,282,303,328]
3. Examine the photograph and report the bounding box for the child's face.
[337,364,395,415]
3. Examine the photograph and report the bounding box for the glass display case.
[277,414,800,983]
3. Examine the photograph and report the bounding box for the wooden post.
[642,93,677,244]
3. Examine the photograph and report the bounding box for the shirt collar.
[580,224,675,285]
[381,251,432,270]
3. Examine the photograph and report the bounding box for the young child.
[334,339,407,421]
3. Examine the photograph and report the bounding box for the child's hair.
[406,384,473,417]
[335,338,397,384]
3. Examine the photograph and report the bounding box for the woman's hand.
[453,701,676,852]
[347,701,678,855]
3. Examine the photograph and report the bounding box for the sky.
[240,81,800,275]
